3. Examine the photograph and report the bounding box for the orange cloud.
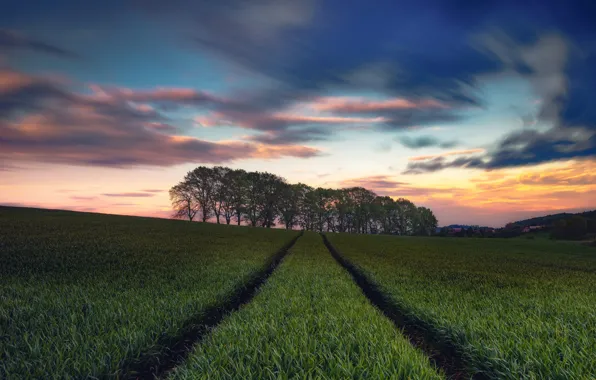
[336,160,596,226]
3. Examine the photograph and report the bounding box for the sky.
[1,0,596,227]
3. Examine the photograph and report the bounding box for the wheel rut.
[118,231,303,379]
[321,233,484,380]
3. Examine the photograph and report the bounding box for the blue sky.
[1,0,596,226]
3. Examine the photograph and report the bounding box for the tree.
[414,206,438,236]
[186,167,215,222]
[277,183,304,229]
[551,216,588,240]
[169,181,198,221]
[170,165,439,236]
[258,172,286,228]
[210,166,231,224]
[243,171,263,227]
[228,169,248,226]
[218,169,243,225]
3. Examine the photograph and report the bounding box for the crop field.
[326,233,596,379]
[170,232,441,379]
[0,207,298,378]
[2,206,596,379]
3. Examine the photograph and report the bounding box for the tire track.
[321,233,483,380]
[118,231,303,379]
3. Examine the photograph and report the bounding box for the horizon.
[2,1,595,226]
[3,200,594,230]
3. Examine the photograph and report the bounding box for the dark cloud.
[135,0,500,123]
[4,1,596,169]
[398,135,458,149]
[248,127,331,145]
[0,29,80,59]
[404,129,596,174]
[172,0,596,155]
[0,69,72,119]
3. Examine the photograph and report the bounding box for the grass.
[4,205,596,379]
[0,206,298,379]
[170,232,443,380]
[326,234,596,379]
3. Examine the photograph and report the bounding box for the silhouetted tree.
[169,181,198,221]
[186,167,214,222]
[551,216,588,240]
[414,206,438,236]
[171,165,439,236]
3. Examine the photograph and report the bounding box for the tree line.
[169,166,438,235]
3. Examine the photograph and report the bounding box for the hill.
[510,210,596,227]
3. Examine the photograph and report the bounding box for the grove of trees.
[550,215,592,240]
[169,166,438,235]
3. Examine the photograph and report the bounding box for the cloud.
[70,196,98,201]
[92,86,226,108]
[311,97,449,113]
[142,189,164,193]
[173,2,596,153]
[196,106,389,144]
[399,135,459,149]
[0,29,80,59]
[134,0,506,140]
[0,69,71,119]
[102,192,157,198]
[143,122,180,134]
[404,128,596,173]
[6,3,596,170]
[408,149,485,161]
[340,175,408,190]
[403,31,596,173]
[248,127,332,145]
[0,68,321,167]
[339,175,463,198]
[302,96,464,132]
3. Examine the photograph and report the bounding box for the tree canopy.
[170,166,438,235]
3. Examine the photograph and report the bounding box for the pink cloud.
[271,113,386,124]
[310,96,449,113]
[1,69,322,167]
[89,85,227,105]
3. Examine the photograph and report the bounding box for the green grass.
[0,206,298,379]
[5,205,595,379]
[170,232,442,380]
[326,234,596,379]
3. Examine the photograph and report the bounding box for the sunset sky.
[1,1,595,227]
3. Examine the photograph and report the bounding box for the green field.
[327,234,596,379]
[0,207,297,378]
[171,232,441,380]
[2,206,596,379]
